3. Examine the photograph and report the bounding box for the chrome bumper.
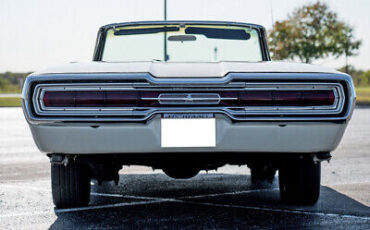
[28,115,347,154]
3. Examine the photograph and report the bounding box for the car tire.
[51,160,91,208]
[279,157,321,205]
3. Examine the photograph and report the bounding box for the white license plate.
[161,118,216,148]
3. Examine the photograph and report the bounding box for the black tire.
[279,157,321,205]
[51,160,91,208]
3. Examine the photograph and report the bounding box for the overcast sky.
[0,0,369,72]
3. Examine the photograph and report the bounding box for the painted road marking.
[1,184,369,221]
[180,188,279,199]
[91,192,171,201]
[55,200,172,213]
[185,200,370,221]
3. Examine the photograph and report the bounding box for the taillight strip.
[32,82,345,117]
[42,90,335,107]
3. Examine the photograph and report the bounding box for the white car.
[22,21,355,208]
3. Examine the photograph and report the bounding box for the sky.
[0,0,369,72]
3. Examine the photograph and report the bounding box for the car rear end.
[23,72,354,154]
[21,20,356,208]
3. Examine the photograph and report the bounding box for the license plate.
[161,118,216,148]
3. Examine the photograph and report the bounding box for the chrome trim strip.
[22,72,356,123]
[33,82,344,116]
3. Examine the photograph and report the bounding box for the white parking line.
[91,192,178,201]
[90,192,125,198]
[55,199,174,213]
[180,188,279,199]
[59,191,370,221]
[2,184,369,221]
[185,200,370,221]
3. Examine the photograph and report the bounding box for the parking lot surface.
[0,108,369,229]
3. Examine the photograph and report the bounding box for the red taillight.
[302,91,335,106]
[75,91,105,107]
[43,91,144,107]
[105,91,141,107]
[43,91,75,107]
[222,90,335,106]
[274,91,302,106]
[42,90,335,107]
[238,91,273,106]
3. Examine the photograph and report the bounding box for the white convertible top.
[33,61,340,78]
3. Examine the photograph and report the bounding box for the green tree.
[0,78,10,91]
[359,71,370,86]
[335,23,362,73]
[269,1,361,66]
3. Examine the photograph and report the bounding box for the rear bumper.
[22,72,355,154]
[28,114,347,154]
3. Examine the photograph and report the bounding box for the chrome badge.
[158,93,221,105]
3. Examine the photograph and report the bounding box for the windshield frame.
[93,21,271,62]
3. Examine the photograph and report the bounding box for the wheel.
[279,157,321,205]
[249,162,277,183]
[163,167,199,179]
[51,158,91,208]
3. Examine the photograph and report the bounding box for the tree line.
[0,72,29,93]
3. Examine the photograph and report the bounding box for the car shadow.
[49,173,370,230]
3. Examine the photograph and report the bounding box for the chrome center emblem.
[159,93,221,105]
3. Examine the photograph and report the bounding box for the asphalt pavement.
[0,108,369,229]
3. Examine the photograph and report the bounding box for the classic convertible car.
[22,21,355,208]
